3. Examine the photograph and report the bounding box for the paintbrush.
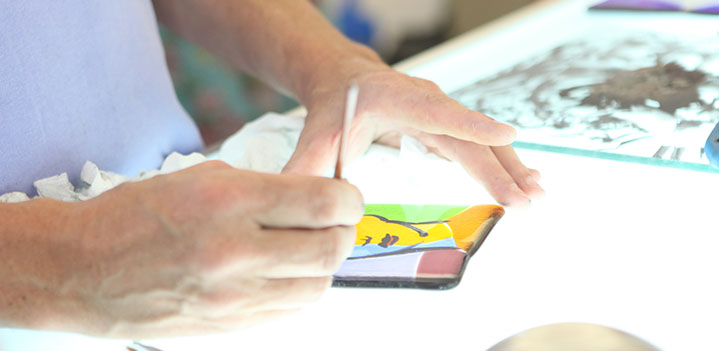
[334,82,359,179]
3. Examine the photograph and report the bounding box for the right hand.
[35,161,364,338]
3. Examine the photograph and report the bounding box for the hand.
[283,61,544,207]
[31,161,363,338]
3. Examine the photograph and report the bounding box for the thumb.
[282,114,340,175]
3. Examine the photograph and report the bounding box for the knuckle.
[200,160,232,170]
[466,116,492,136]
[423,88,448,107]
[419,78,441,92]
[253,175,278,209]
[193,170,256,210]
[308,181,343,224]
[494,180,519,195]
[308,181,363,225]
[192,176,230,205]
[516,170,533,184]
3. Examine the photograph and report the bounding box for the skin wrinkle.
[254,176,283,230]
[309,182,340,226]
[420,91,444,133]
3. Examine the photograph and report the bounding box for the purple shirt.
[0,1,204,195]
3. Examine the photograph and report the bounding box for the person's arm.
[0,198,87,331]
[0,162,363,338]
[153,0,544,207]
[152,0,379,105]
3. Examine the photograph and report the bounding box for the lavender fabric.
[591,0,683,10]
[0,1,203,195]
[692,5,719,14]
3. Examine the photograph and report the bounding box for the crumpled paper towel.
[0,112,306,202]
[1,152,208,203]
[0,192,31,203]
[219,112,489,204]
[218,112,305,174]
[1,111,490,205]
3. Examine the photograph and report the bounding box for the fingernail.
[506,184,531,207]
[501,127,517,143]
[530,170,542,182]
[524,176,546,200]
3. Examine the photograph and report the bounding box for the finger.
[251,173,364,228]
[283,111,339,175]
[375,131,402,148]
[255,226,356,278]
[421,105,516,146]
[376,131,448,161]
[283,107,374,176]
[491,145,545,200]
[386,82,516,146]
[528,168,541,181]
[187,277,331,317]
[435,135,531,207]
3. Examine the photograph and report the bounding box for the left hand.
[283,60,544,207]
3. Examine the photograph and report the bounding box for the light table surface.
[2,0,718,350]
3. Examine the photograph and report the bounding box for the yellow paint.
[445,205,503,252]
[355,215,452,246]
[355,205,504,251]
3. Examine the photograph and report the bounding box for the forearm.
[152,0,385,105]
[0,199,87,331]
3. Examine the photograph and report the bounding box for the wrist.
[295,42,389,107]
[0,199,91,331]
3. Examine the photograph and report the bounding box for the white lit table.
[2,1,718,350]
